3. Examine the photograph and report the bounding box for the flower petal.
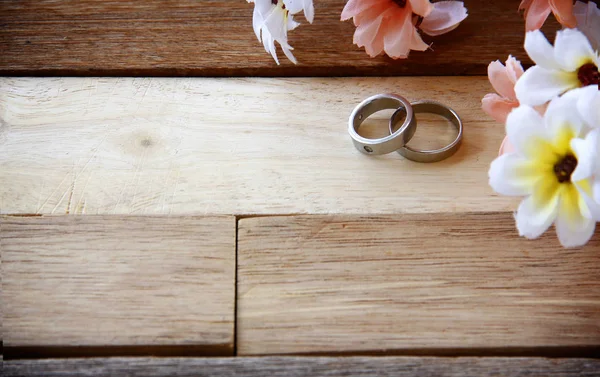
[555,184,596,247]
[409,26,429,51]
[574,1,600,51]
[383,8,414,59]
[506,105,553,159]
[514,65,578,106]
[281,43,298,65]
[553,28,597,72]
[505,55,525,83]
[515,178,560,239]
[353,11,385,47]
[499,135,516,156]
[524,30,561,70]
[252,5,264,42]
[409,0,434,18]
[303,0,315,23]
[488,60,518,100]
[488,153,541,196]
[419,1,468,37]
[341,0,387,20]
[521,0,552,31]
[481,93,519,124]
[575,179,600,221]
[576,85,600,129]
[544,89,586,139]
[548,0,577,28]
[571,129,599,181]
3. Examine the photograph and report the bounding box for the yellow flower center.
[553,154,578,183]
[577,63,599,87]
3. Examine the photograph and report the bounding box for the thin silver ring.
[348,94,417,155]
[389,100,463,163]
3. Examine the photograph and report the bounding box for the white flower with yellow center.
[515,28,600,107]
[489,89,600,248]
[248,0,314,65]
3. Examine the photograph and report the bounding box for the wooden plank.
[1,215,235,355]
[0,1,557,76]
[5,357,600,377]
[237,214,600,355]
[0,77,513,216]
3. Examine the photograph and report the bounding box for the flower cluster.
[485,25,600,248]
[247,0,468,64]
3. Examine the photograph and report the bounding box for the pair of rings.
[348,94,463,163]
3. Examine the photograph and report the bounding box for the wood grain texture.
[0,0,559,76]
[237,213,600,355]
[1,215,235,354]
[0,77,513,216]
[5,357,600,377]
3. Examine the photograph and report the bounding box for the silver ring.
[348,94,417,155]
[389,100,463,163]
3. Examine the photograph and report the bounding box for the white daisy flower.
[515,28,599,107]
[248,0,314,65]
[489,89,600,248]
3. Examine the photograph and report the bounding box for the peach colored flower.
[482,56,524,156]
[519,0,577,31]
[482,56,524,125]
[341,0,467,59]
[341,0,433,59]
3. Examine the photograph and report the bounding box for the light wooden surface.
[0,1,557,76]
[0,77,512,216]
[237,214,600,355]
[5,357,600,377]
[1,215,235,354]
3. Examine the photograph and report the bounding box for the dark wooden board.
[5,357,600,377]
[0,0,560,76]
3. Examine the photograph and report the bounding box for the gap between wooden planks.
[2,213,599,358]
[4,357,600,377]
[0,76,514,216]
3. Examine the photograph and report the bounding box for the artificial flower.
[574,0,600,51]
[489,90,600,248]
[248,0,314,64]
[514,28,600,107]
[418,1,468,37]
[575,85,600,202]
[519,0,577,31]
[340,0,467,59]
[482,56,525,125]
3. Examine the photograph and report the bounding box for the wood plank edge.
[4,356,600,377]
[3,344,234,360]
[0,66,499,77]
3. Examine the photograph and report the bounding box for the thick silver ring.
[349,94,417,155]
[389,100,463,163]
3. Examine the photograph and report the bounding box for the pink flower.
[481,56,524,156]
[341,0,467,59]
[482,55,553,156]
[519,0,577,31]
[482,56,524,125]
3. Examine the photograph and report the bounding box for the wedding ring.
[348,94,417,155]
[389,100,463,163]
